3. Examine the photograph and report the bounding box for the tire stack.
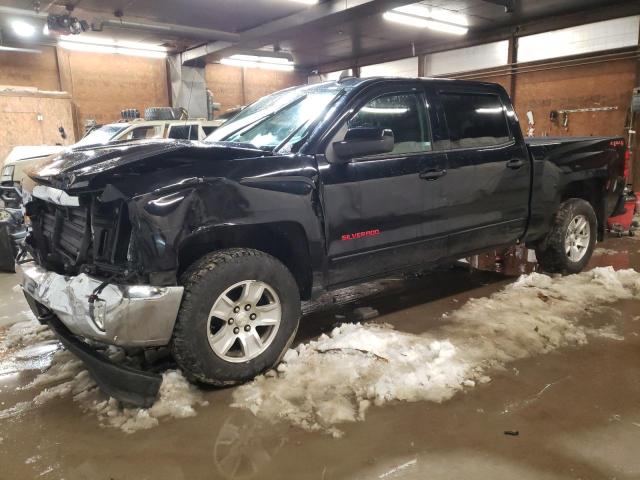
[144,107,189,121]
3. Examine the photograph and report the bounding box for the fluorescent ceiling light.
[288,0,318,4]
[383,12,430,28]
[231,54,291,65]
[394,4,468,27]
[58,39,167,58]
[60,35,167,51]
[384,4,469,36]
[423,20,468,35]
[12,20,36,38]
[221,54,295,71]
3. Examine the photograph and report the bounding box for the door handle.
[419,169,447,181]
[506,158,525,169]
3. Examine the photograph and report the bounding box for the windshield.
[206,82,344,151]
[74,124,128,148]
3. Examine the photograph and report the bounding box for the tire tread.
[171,248,298,385]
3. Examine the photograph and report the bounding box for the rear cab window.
[439,91,511,149]
[168,125,200,140]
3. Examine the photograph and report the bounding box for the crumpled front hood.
[27,139,268,191]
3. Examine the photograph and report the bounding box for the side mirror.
[332,127,394,161]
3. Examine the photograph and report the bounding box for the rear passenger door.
[437,88,530,256]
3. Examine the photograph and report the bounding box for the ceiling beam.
[181,0,419,66]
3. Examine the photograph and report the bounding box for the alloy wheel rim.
[207,280,282,363]
[564,214,590,262]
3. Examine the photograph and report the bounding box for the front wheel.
[535,198,597,274]
[171,248,301,386]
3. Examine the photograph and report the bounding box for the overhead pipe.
[0,6,239,43]
[95,19,239,43]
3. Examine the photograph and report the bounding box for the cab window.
[439,92,511,149]
[124,125,164,140]
[349,92,431,155]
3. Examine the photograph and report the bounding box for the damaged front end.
[19,185,184,406]
[18,141,194,406]
[18,139,279,406]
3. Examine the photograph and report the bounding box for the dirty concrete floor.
[1,235,640,480]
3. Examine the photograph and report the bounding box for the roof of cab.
[335,76,506,93]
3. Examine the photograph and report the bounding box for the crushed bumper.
[47,314,161,407]
[18,261,184,347]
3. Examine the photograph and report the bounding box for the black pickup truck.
[18,77,628,406]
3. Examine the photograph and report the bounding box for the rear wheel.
[535,198,597,274]
[171,248,300,385]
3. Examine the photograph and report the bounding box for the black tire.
[535,198,597,274]
[170,248,300,386]
[0,223,16,273]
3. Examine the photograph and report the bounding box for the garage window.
[439,92,511,149]
[349,93,431,155]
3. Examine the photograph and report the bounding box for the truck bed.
[524,135,625,165]
[524,136,620,145]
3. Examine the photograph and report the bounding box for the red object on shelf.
[607,192,638,234]
[623,149,631,179]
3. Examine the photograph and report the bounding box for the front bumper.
[19,261,184,347]
[47,315,161,407]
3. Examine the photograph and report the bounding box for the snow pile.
[1,321,208,434]
[0,319,53,351]
[75,370,209,434]
[232,267,640,436]
[27,353,207,433]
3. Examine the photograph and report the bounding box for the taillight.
[624,148,631,179]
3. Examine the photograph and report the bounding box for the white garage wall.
[518,16,640,63]
[359,57,419,78]
[423,40,509,76]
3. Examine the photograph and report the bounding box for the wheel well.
[178,222,313,300]
[560,179,605,239]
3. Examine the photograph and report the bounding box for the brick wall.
[0,46,170,141]
[0,46,60,91]
[205,63,306,114]
[57,49,170,135]
[514,59,636,138]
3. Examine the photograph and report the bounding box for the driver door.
[319,84,448,286]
